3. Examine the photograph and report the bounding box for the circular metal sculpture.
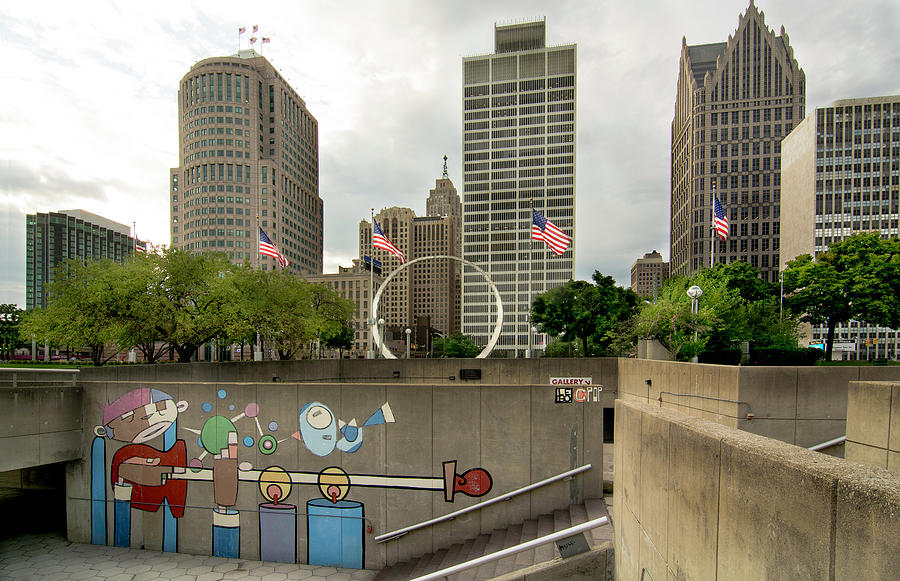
[370,255,503,359]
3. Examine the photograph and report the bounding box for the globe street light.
[686,285,703,353]
[405,327,412,359]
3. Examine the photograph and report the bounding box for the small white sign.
[550,377,593,386]
[833,341,857,352]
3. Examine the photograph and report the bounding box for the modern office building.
[462,18,576,357]
[782,95,900,359]
[170,49,322,275]
[25,210,141,310]
[671,1,805,282]
[630,250,670,298]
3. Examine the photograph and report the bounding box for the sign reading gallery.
[552,378,603,403]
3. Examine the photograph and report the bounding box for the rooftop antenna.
[442,155,449,179]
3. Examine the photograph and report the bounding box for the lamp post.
[686,285,703,362]
[405,328,411,359]
[378,318,385,359]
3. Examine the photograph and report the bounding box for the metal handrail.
[808,435,846,451]
[409,516,609,581]
[0,367,80,387]
[374,464,591,543]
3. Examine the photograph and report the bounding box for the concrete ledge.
[615,399,900,581]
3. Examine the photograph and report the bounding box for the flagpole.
[527,201,533,359]
[369,208,375,359]
[710,180,716,269]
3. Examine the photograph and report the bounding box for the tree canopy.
[22,249,354,364]
[432,333,481,358]
[632,262,798,361]
[531,271,639,357]
[783,233,900,360]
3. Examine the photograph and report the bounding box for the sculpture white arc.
[370,255,503,359]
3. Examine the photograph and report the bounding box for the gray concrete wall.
[614,399,900,581]
[846,380,900,473]
[68,376,615,570]
[0,376,83,472]
[617,359,900,451]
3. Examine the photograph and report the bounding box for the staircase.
[374,498,612,581]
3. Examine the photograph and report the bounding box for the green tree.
[783,233,900,360]
[322,324,355,358]
[531,272,638,357]
[21,258,123,365]
[432,333,480,358]
[142,249,236,363]
[0,305,23,360]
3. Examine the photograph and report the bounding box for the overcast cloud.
[2,0,898,308]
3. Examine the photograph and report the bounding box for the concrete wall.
[617,358,900,452]
[846,381,900,474]
[67,375,615,570]
[0,370,83,472]
[614,399,900,581]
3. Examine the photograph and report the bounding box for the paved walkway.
[0,532,377,581]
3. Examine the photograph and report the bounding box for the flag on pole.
[261,37,271,44]
[372,220,405,263]
[252,25,259,33]
[238,26,246,34]
[135,241,146,253]
[531,209,571,256]
[250,37,257,45]
[259,227,289,267]
[713,196,729,240]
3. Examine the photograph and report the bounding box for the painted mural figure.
[91,388,189,550]
[91,390,493,571]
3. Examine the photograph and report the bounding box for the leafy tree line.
[532,234,900,363]
[21,248,353,365]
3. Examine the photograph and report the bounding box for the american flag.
[713,196,729,240]
[373,220,405,263]
[238,26,246,34]
[532,209,571,256]
[135,241,146,253]
[259,227,289,267]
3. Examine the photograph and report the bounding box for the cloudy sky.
[2,0,898,308]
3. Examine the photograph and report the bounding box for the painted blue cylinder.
[212,508,240,558]
[306,499,364,569]
[260,503,297,563]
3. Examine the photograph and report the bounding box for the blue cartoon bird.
[292,401,394,456]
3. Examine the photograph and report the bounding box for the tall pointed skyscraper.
[461,19,576,357]
[670,1,805,281]
[170,49,323,275]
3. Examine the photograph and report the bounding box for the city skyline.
[2,0,898,308]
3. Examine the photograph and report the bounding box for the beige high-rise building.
[630,251,670,298]
[671,1,805,282]
[305,262,383,358]
[358,167,462,341]
[782,95,900,359]
[462,19,576,357]
[170,49,323,275]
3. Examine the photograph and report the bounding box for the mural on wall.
[91,388,493,569]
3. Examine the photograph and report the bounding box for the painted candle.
[306,499,364,569]
[259,503,297,563]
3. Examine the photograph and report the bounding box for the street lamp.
[686,285,703,361]
[405,328,412,359]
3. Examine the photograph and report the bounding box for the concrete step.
[408,549,444,580]
[585,497,614,544]
[473,529,507,580]
[373,557,417,581]
[532,514,556,564]
[569,503,589,527]
[437,542,465,571]
[491,524,523,578]
[512,519,539,570]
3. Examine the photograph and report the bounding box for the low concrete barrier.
[614,399,900,580]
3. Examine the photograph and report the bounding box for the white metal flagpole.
[369,208,375,359]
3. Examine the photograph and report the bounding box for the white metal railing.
[409,516,609,581]
[374,464,592,543]
[808,435,846,451]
